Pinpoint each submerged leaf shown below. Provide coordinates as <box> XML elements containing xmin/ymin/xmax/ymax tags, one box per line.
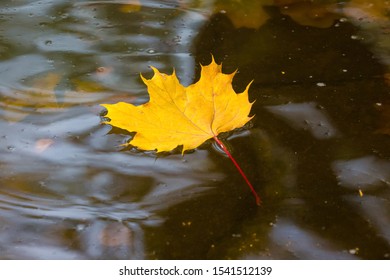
<box><xmin>214</xmin><ymin>0</ymin><xmax>271</xmax><ymax>29</ymax></box>
<box><xmin>275</xmin><ymin>0</ymin><xmax>340</xmax><ymax>28</ymax></box>
<box><xmin>119</xmin><ymin>1</ymin><xmax>142</xmax><ymax>13</ymax></box>
<box><xmin>101</xmin><ymin>58</ymin><xmax>254</xmax><ymax>153</ymax></box>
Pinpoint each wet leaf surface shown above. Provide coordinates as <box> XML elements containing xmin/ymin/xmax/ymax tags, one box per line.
<box><xmin>101</xmin><ymin>58</ymin><xmax>253</xmax><ymax>153</ymax></box>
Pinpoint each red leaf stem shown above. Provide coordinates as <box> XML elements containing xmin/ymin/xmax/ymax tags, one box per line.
<box><xmin>213</xmin><ymin>136</ymin><xmax>261</xmax><ymax>206</ymax></box>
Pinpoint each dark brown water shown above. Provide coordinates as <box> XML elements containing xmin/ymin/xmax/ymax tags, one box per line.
<box><xmin>1</xmin><ymin>0</ymin><xmax>390</xmax><ymax>259</ymax></box>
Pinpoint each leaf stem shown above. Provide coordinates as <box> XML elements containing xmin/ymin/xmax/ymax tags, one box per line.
<box><xmin>213</xmin><ymin>136</ymin><xmax>261</xmax><ymax>206</ymax></box>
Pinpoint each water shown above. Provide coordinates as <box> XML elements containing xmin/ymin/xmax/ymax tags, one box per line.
<box><xmin>1</xmin><ymin>0</ymin><xmax>390</xmax><ymax>259</ymax></box>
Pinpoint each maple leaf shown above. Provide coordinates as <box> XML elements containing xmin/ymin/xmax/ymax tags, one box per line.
<box><xmin>101</xmin><ymin>57</ymin><xmax>260</xmax><ymax>205</ymax></box>
<box><xmin>275</xmin><ymin>0</ymin><xmax>339</xmax><ymax>28</ymax></box>
<box><xmin>214</xmin><ymin>0</ymin><xmax>270</xmax><ymax>29</ymax></box>
<box><xmin>102</xmin><ymin>58</ymin><xmax>253</xmax><ymax>153</ymax></box>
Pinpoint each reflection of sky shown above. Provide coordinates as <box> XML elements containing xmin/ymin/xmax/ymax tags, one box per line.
<box><xmin>346</xmin><ymin>195</ymin><xmax>390</xmax><ymax>247</ymax></box>
<box><xmin>335</xmin><ymin>156</ymin><xmax>390</xmax><ymax>250</ymax></box>
<box><xmin>271</xmin><ymin>219</ymin><xmax>357</xmax><ymax>259</ymax></box>
<box><xmin>0</xmin><ymin>114</ymin><xmax>223</xmax><ymax>218</ymax></box>
<box><xmin>0</xmin><ymin>0</ymin><xmax>208</xmax><ymax>93</ymax></box>
<box><xmin>333</xmin><ymin>156</ymin><xmax>390</xmax><ymax>190</ymax></box>
<box><xmin>0</xmin><ymin>111</ymin><xmax>223</xmax><ymax>258</ymax></box>
<box><xmin>0</xmin><ymin>0</ymin><xmax>217</xmax><ymax>259</ymax></box>
<box><xmin>266</xmin><ymin>102</ymin><xmax>339</xmax><ymax>139</ymax></box>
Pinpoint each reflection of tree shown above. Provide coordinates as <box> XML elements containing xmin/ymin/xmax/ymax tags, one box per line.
<box><xmin>150</xmin><ymin>5</ymin><xmax>390</xmax><ymax>259</ymax></box>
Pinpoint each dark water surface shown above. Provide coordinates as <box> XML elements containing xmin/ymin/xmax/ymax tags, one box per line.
<box><xmin>1</xmin><ymin>0</ymin><xmax>390</xmax><ymax>259</ymax></box>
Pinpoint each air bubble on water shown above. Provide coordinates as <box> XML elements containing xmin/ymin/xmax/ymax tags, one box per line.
<box><xmin>172</xmin><ymin>36</ymin><xmax>181</xmax><ymax>43</ymax></box>
<box><xmin>7</xmin><ymin>146</ymin><xmax>15</xmax><ymax>151</ymax></box>
<box><xmin>349</xmin><ymin>248</ymin><xmax>359</xmax><ymax>255</ymax></box>
<box><xmin>351</xmin><ymin>35</ymin><xmax>359</xmax><ymax>40</ymax></box>
<box><xmin>316</xmin><ymin>82</ymin><xmax>326</xmax><ymax>87</ymax></box>
<box><xmin>146</xmin><ymin>48</ymin><xmax>155</xmax><ymax>54</ymax></box>
<box><xmin>76</xmin><ymin>224</ymin><xmax>86</xmax><ymax>232</ymax></box>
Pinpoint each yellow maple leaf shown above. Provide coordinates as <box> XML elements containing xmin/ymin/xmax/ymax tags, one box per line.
<box><xmin>101</xmin><ymin>57</ymin><xmax>254</xmax><ymax>153</ymax></box>
<box><xmin>101</xmin><ymin>57</ymin><xmax>260</xmax><ymax>205</ymax></box>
